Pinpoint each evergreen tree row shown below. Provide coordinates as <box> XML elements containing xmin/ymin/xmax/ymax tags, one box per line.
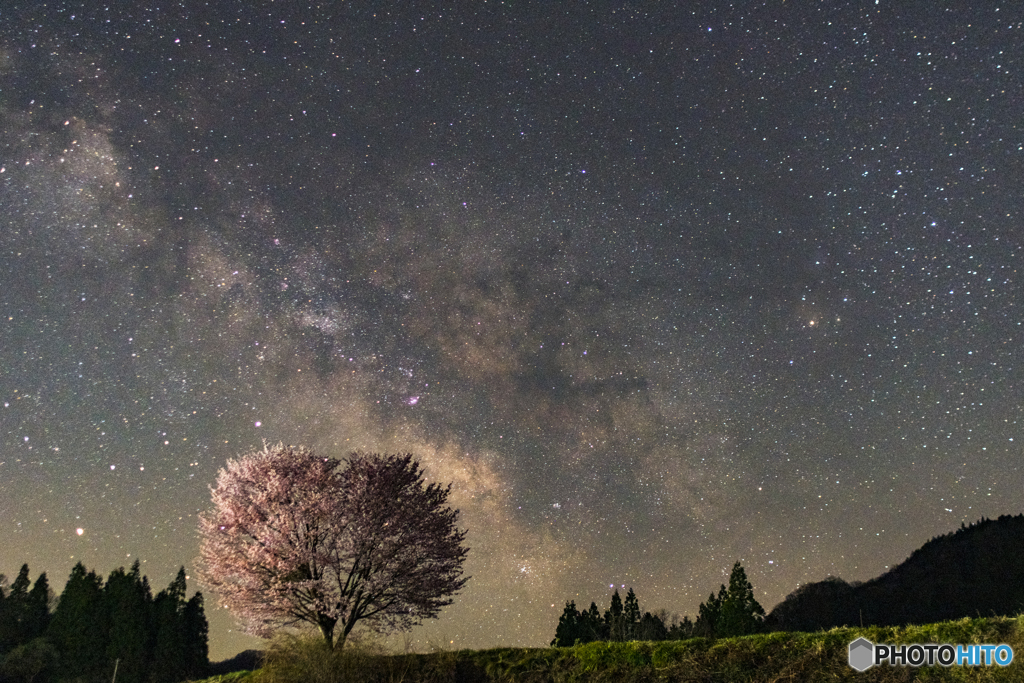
<box><xmin>551</xmin><ymin>561</ymin><xmax>765</xmax><ymax>647</ymax></box>
<box><xmin>0</xmin><ymin>560</ymin><xmax>208</xmax><ymax>683</ymax></box>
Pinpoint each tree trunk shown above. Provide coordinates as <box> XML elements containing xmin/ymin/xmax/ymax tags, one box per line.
<box><xmin>318</xmin><ymin>616</ymin><xmax>337</xmax><ymax>650</ymax></box>
<box><xmin>335</xmin><ymin>613</ymin><xmax>359</xmax><ymax>652</ymax></box>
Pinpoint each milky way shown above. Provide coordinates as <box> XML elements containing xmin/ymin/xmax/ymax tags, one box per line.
<box><xmin>1</xmin><ymin>2</ymin><xmax>1022</xmax><ymax>659</ymax></box>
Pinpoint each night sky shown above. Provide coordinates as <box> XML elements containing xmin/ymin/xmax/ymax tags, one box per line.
<box><xmin>2</xmin><ymin>1</ymin><xmax>1022</xmax><ymax>661</ymax></box>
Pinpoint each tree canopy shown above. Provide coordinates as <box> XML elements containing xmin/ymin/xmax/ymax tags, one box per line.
<box><xmin>694</xmin><ymin>562</ymin><xmax>765</xmax><ymax>638</ymax></box>
<box><xmin>198</xmin><ymin>443</ymin><xmax>470</xmax><ymax>650</ymax></box>
<box><xmin>717</xmin><ymin>561</ymin><xmax>766</xmax><ymax>636</ymax></box>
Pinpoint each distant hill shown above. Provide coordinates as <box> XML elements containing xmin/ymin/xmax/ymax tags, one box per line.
<box><xmin>207</xmin><ymin>649</ymin><xmax>264</xmax><ymax>676</ymax></box>
<box><xmin>766</xmin><ymin>514</ymin><xmax>1024</xmax><ymax>631</ymax></box>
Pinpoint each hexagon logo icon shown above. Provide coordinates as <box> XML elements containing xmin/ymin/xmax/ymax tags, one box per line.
<box><xmin>849</xmin><ymin>637</ymin><xmax>874</xmax><ymax>671</ymax></box>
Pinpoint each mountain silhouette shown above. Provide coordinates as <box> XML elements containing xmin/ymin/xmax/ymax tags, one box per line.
<box><xmin>766</xmin><ymin>514</ymin><xmax>1024</xmax><ymax>631</ymax></box>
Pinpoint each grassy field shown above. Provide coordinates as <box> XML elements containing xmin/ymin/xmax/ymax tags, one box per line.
<box><xmin>193</xmin><ymin>615</ymin><xmax>1024</xmax><ymax>682</ymax></box>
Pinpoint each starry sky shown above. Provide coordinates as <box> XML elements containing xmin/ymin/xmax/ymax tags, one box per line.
<box><xmin>1</xmin><ymin>0</ymin><xmax>1022</xmax><ymax>661</ymax></box>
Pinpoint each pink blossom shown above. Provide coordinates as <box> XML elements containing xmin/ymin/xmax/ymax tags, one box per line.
<box><xmin>197</xmin><ymin>442</ymin><xmax>468</xmax><ymax>650</ymax></box>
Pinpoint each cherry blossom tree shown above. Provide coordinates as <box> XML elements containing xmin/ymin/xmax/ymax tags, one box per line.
<box><xmin>197</xmin><ymin>443</ymin><xmax>469</xmax><ymax>650</ymax></box>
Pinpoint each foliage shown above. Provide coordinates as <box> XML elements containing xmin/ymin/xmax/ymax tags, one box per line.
<box><xmin>668</xmin><ymin>614</ymin><xmax>695</xmax><ymax>640</ymax></box>
<box><xmin>692</xmin><ymin>561</ymin><xmax>765</xmax><ymax>638</ymax></box>
<box><xmin>197</xmin><ymin>673</ymin><xmax>259</xmax><ymax>683</ymax></box>
<box><xmin>151</xmin><ymin>568</ymin><xmax>189</xmax><ymax>683</ymax></box>
<box><xmin>46</xmin><ymin>562</ymin><xmax>109</xmax><ymax>680</ymax></box>
<box><xmin>40</xmin><ymin>560</ymin><xmax>209</xmax><ymax>683</ymax></box>
<box><xmin>581</xmin><ymin>602</ymin><xmax>606</xmax><ymax>642</ymax></box>
<box><xmin>550</xmin><ymin>600</ymin><xmax>582</xmax><ymax>647</ymax></box>
<box><xmin>191</xmin><ymin>615</ymin><xmax>1024</xmax><ymax>683</ymax></box>
<box><xmin>252</xmin><ymin>632</ymin><xmax>412</xmax><ymax>683</ymax></box>
<box><xmin>149</xmin><ymin>566</ymin><xmax>209</xmax><ymax>682</ymax></box>
<box><xmin>718</xmin><ymin>561</ymin><xmax>766</xmax><ymax>637</ymax></box>
<box><xmin>603</xmin><ymin>589</ymin><xmax>625</xmax><ymax>642</ymax></box>
<box><xmin>637</xmin><ymin>610</ymin><xmax>669</xmax><ymax>641</ymax></box>
<box><xmin>25</xmin><ymin>573</ymin><xmax>52</xmax><ymax>645</ymax></box>
<box><xmin>0</xmin><ymin>637</ymin><xmax>58</xmax><ymax>683</ymax></box>
<box><xmin>553</xmin><ymin>563</ymin><xmax>763</xmax><ymax>647</ymax></box>
<box><xmin>695</xmin><ymin>584</ymin><xmax>726</xmax><ymax>638</ymax></box>
<box><xmin>765</xmin><ymin>574</ymin><xmax>859</xmax><ymax>632</ymax></box>
<box><xmin>0</xmin><ymin>565</ymin><xmax>28</xmax><ymax>654</ymax></box>
<box><xmin>104</xmin><ymin>561</ymin><xmax>152</xmax><ymax>683</ymax></box>
<box><xmin>555</xmin><ymin>589</ymin><xmax>679</xmax><ymax>647</ymax></box>
<box><xmin>550</xmin><ymin>599</ymin><xmax>612</xmax><ymax>647</ymax></box>
<box><xmin>0</xmin><ymin>566</ymin><xmax>52</xmax><ymax>658</ymax></box>
<box><xmin>0</xmin><ymin>560</ymin><xmax>207</xmax><ymax>682</ymax></box>
<box><xmin>183</xmin><ymin>591</ymin><xmax>212</xmax><ymax>677</ymax></box>
<box><xmin>198</xmin><ymin>443</ymin><xmax>469</xmax><ymax>651</ymax></box>
<box><xmin>0</xmin><ymin>565</ymin><xmax>52</xmax><ymax>667</ymax></box>
<box><xmin>623</xmin><ymin>588</ymin><xmax>641</xmax><ymax>637</ymax></box>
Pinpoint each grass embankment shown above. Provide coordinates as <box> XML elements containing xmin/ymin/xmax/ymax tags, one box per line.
<box><xmin>193</xmin><ymin>615</ymin><xmax>1024</xmax><ymax>682</ymax></box>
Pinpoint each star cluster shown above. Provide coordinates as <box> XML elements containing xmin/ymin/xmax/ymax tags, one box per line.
<box><xmin>1</xmin><ymin>1</ymin><xmax>1022</xmax><ymax>659</ymax></box>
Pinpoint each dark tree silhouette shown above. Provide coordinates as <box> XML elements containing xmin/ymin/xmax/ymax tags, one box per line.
<box><xmin>603</xmin><ymin>589</ymin><xmax>625</xmax><ymax>641</ymax></box>
<box><xmin>151</xmin><ymin>567</ymin><xmax>188</xmax><ymax>683</ymax></box>
<box><xmin>198</xmin><ymin>443</ymin><xmax>470</xmax><ymax>650</ymax></box>
<box><xmin>24</xmin><ymin>573</ymin><xmax>51</xmax><ymax>643</ymax></box>
<box><xmin>638</xmin><ymin>611</ymin><xmax>669</xmax><ymax>641</ymax></box>
<box><xmin>0</xmin><ymin>637</ymin><xmax>58</xmax><ymax>683</ymax></box>
<box><xmin>582</xmin><ymin>602</ymin><xmax>606</xmax><ymax>642</ymax></box>
<box><xmin>0</xmin><ymin>567</ymin><xmax>52</xmax><ymax>658</ymax></box>
<box><xmin>47</xmin><ymin>563</ymin><xmax>109</xmax><ymax>681</ymax></box>
<box><xmin>668</xmin><ymin>615</ymin><xmax>695</xmax><ymax>640</ymax></box>
<box><xmin>144</xmin><ymin>566</ymin><xmax>209</xmax><ymax>681</ymax></box>
<box><xmin>764</xmin><ymin>576</ymin><xmax>858</xmax><ymax>632</ymax></box>
<box><xmin>0</xmin><ymin>565</ymin><xmax>31</xmax><ymax>654</ymax></box>
<box><xmin>3</xmin><ymin>560</ymin><xmax>211</xmax><ymax>682</ymax></box>
<box><xmin>623</xmin><ymin>588</ymin><xmax>641</xmax><ymax>639</ymax></box>
<box><xmin>695</xmin><ymin>585</ymin><xmax>726</xmax><ymax>637</ymax></box>
<box><xmin>182</xmin><ymin>591</ymin><xmax>210</xmax><ymax>679</ymax></box>
<box><xmin>717</xmin><ymin>561</ymin><xmax>765</xmax><ymax>636</ymax></box>
<box><xmin>104</xmin><ymin>561</ymin><xmax>152</xmax><ymax>683</ymax></box>
<box><xmin>551</xmin><ymin>600</ymin><xmax>582</xmax><ymax>646</ymax></box>
<box><xmin>551</xmin><ymin>587</ymin><xmax>685</xmax><ymax>645</ymax></box>
<box><xmin>551</xmin><ymin>588</ymin><xmax>677</xmax><ymax>646</ymax></box>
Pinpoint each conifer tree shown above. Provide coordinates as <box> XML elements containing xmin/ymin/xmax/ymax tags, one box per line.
<box><xmin>604</xmin><ymin>589</ymin><xmax>625</xmax><ymax>641</ymax></box>
<box><xmin>104</xmin><ymin>561</ymin><xmax>152</xmax><ymax>683</ymax></box>
<box><xmin>718</xmin><ymin>561</ymin><xmax>765</xmax><ymax>637</ymax></box>
<box><xmin>695</xmin><ymin>584</ymin><xmax>726</xmax><ymax>638</ymax></box>
<box><xmin>24</xmin><ymin>573</ymin><xmax>51</xmax><ymax>643</ymax></box>
<box><xmin>47</xmin><ymin>563</ymin><xmax>109</xmax><ymax>680</ymax></box>
<box><xmin>582</xmin><ymin>602</ymin><xmax>605</xmax><ymax>642</ymax></box>
<box><xmin>8</xmin><ymin>566</ymin><xmax>30</xmax><ymax>600</ymax></box>
<box><xmin>0</xmin><ymin>565</ymin><xmax>31</xmax><ymax>654</ymax></box>
<box><xmin>182</xmin><ymin>591</ymin><xmax>210</xmax><ymax>679</ymax></box>
<box><xmin>623</xmin><ymin>588</ymin><xmax>641</xmax><ymax>640</ymax></box>
<box><xmin>0</xmin><ymin>566</ymin><xmax>49</xmax><ymax>654</ymax></box>
<box><xmin>551</xmin><ymin>600</ymin><xmax>582</xmax><ymax>646</ymax></box>
<box><xmin>150</xmin><ymin>568</ymin><xmax>188</xmax><ymax>683</ymax></box>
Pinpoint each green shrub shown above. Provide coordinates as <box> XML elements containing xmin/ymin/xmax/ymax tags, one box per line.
<box><xmin>251</xmin><ymin>631</ymin><xmax>410</xmax><ymax>683</ymax></box>
<box><xmin>190</xmin><ymin>615</ymin><xmax>1024</xmax><ymax>683</ymax></box>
